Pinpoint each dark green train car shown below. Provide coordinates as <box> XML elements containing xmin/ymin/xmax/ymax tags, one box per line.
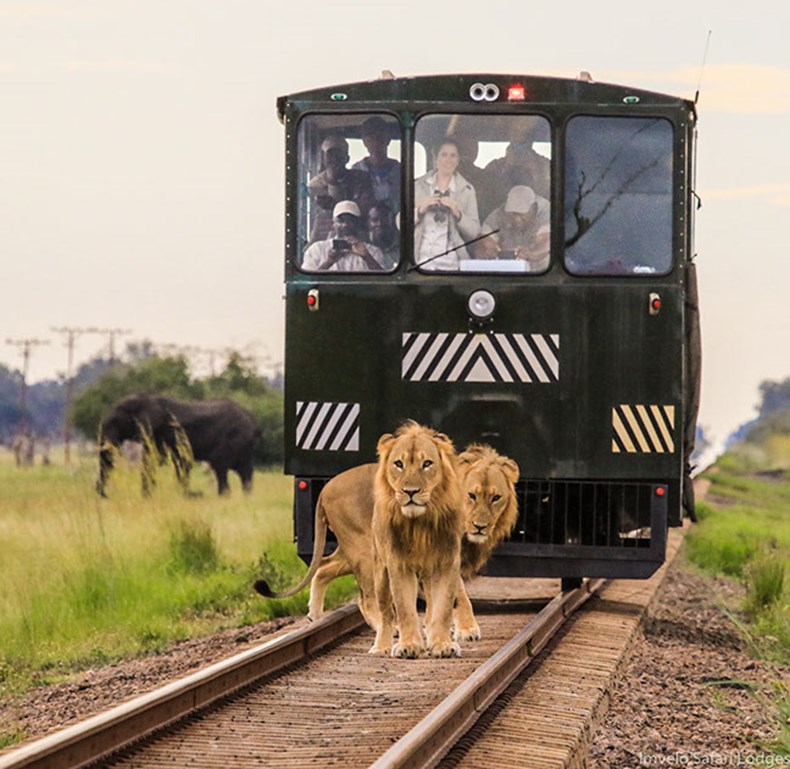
<box><xmin>279</xmin><ymin>73</ymin><xmax>701</xmax><ymax>580</ymax></box>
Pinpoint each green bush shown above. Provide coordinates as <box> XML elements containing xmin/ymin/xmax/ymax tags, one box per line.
<box><xmin>745</xmin><ymin>557</ymin><xmax>785</xmax><ymax>617</ymax></box>
<box><xmin>169</xmin><ymin>519</ymin><xmax>220</xmax><ymax>574</ymax></box>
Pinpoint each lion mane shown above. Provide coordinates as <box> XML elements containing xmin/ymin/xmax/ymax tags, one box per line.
<box><xmin>369</xmin><ymin>421</ymin><xmax>464</xmax><ymax>658</ymax></box>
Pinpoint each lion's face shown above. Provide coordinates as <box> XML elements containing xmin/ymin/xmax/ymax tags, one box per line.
<box><xmin>461</xmin><ymin>462</ymin><xmax>512</xmax><ymax>543</ymax></box>
<box><xmin>458</xmin><ymin>447</ymin><xmax>520</xmax><ymax>545</ymax></box>
<box><xmin>378</xmin><ymin>426</ymin><xmax>455</xmax><ymax>518</ymax></box>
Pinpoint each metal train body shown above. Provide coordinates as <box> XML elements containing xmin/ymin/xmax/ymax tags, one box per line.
<box><xmin>279</xmin><ymin>73</ymin><xmax>701</xmax><ymax>580</ymax></box>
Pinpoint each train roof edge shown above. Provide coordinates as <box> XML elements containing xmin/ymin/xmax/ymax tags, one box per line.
<box><xmin>276</xmin><ymin>72</ymin><xmax>697</xmax><ymax>122</ymax></box>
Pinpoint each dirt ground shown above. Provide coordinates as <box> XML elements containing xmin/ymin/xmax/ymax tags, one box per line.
<box><xmin>589</xmin><ymin>558</ymin><xmax>789</xmax><ymax>767</ymax></box>
<box><xmin>1</xmin><ymin>558</ymin><xmax>788</xmax><ymax>765</ymax></box>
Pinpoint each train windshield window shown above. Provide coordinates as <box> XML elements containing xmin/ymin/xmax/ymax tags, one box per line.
<box><xmin>413</xmin><ymin>114</ymin><xmax>551</xmax><ymax>273</ymax></box>
<box><xmin>297</xmin><ymin>113</ymin><xmax>401</xmax><ymax>273</ymax></box>
<box><xmin>564</xmin><ymin>116</ymin><xmax>673</xmax><ymax>276</ymax></box>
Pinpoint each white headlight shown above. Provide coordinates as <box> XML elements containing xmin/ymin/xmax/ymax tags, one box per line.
<box><xmin>467</xmin><ymin>289</ymin><xmax>496</xmax><ymax>319</ymax></box>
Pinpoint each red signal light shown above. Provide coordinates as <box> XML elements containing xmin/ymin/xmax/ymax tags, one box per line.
<box><xmin>655</xmin><ymin>486</ymin><xmax>666</xmax><ymax>497</ymax></box>
<box><xmin>648</xmin><ymin>291</ymin><xmax>661</xmax><ymax>316</ymax></box>
<box><xmin>508</xmin><ymin>84</ymin><xmax>526</xmax><ymax>101</ymax></box>
<box><xmin>298</xmin><ymin>480</ymin><xmax>308</xmax><ymax>490</ymax></box>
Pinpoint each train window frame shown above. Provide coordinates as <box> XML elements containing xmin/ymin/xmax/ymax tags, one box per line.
<box><xmin>295</xmin><ymin>112</ymin><xmax>403</xmax><ymax>275</ymax></box>
<box><xmin>562</xmin><ymin>114</ymin><xmax>675</xmax><ymax>278</ymax></box>
<box><xmin>412</xmin><ymin>112</ymin><xmax>553</xmax><ymax>275</ymax></box>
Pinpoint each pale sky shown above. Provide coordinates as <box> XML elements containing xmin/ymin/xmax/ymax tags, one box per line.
<box><xmin>1</xmin><ymin>0</ymin><xmax>789</xmax><ymax>450</ymax></box>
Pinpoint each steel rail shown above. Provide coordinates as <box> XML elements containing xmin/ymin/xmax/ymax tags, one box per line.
<box><xmin>368</xmin><ymin>577</ymin><xmax>607</xmax><ymax>769</ymax></box>
<box><xmin>0</xmin><ymin>604</ymin><xmax>365</xmax><ymax>769</ymax></box>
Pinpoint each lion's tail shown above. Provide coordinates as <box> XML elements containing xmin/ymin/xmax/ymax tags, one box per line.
<box><xmin>253</xmin><ymin>494</ymin><xmax>328</xmax><ymax>599</ymax></box>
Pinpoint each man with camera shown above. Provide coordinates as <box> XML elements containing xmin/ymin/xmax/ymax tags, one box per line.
<box><xmin>307</xmin><ymin>135</ymin><xmax>374</xmax><ymax>244</ymax></box>
<box><xmin>301</xmin><ymin>201</ymin><xmax>386</xmax><ymax>272</ymax></box>
<box><xmin>474</xmin><ymin>185</ymin><xmax>551</xmax><ymax>272</ymax></box>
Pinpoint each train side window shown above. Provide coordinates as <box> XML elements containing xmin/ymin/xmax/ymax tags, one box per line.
<box><xmin>413</xmin><ymin>114</ymin><xmax>551</xmax><ymax>273</ymax></box>
<box><xmin>564</xmin><ymin>116</ymin><xmax>673</xmax><ymax>276</ymax></box>
<box><xmin>296</xmin><ymin>114</ymin><xmax>401</xmax><ymax>273</ymax></box>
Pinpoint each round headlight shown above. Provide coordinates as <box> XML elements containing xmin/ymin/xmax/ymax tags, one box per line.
<box><xmin>467</xmin><ymin>289</ymin><xmax>496</xmax><ymax>319</ymax></box>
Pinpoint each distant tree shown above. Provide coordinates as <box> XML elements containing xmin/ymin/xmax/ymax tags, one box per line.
<box><xmin>745</xmin><ymin>410</ymin><xmax>790</xmax><ymax>444</ymax></box>
<box><xmin>71</xmin><ymin>355</ymin><xmax>202</xmax><ymax>440</ymax></box>
<box><xmin>0</xmin><ymin>364</ymin><xmax>23</xmax><ymax>442</ymax></box>
<box><xmin>757</xmin><ymin>377</ymin><xmax>790</xmax><ymax>418</ymax></box>
<box><xmin>203</xmin><ymin>352</ymin><xmax>283</xmax><ymax>466</ymax></box>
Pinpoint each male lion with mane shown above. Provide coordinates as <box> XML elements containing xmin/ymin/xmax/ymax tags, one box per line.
<box><xmin>254</xmin><ymin>435</ymin><xmax>520</xmax><ymax>646</ymax></box>
<box><xmin>369</xmin><ymin>422</ymin><xmax>463</xmax><ymax>658</ymax></box>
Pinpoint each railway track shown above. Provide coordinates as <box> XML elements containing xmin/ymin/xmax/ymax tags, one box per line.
<box><xmin>0</xmin><ymin>579</ymin><xmax>604</xmax><ymax>769</ymax></box>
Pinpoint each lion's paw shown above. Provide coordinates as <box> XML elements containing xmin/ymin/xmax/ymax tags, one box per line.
<box><xmin>391</xmin><ymin>641</ymin><xmax>422</xmax><ymax>659</ymax></box>
<box><xmin>428</xmin><ymin>640</ymin><xmax>461</xmax><ymax>658</ymax></box>
<box><xmin>454</xmin><ymin>624</ymin><xmax>481</xmax><ymax>642</ymax></box>
<box><xmin>368</xmin><ymin>643</ymin><xmax>392</xmax><ymax>656</ymax></box>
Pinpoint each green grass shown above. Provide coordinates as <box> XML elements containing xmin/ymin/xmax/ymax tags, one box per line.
<box><xmin>688</xmin><ymin>442</ymin><xmax>790</xmax><ymax>665</ymax></box>
<box><xmin>0</xmin><ymin>447</ymin><xmax>358</xmax><ymax>706</ymax></box>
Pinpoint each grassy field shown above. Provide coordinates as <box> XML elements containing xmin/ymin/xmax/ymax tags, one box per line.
<box><xmin>687</xmin><ymin>435</ymin><xmax>790</xmax><ymax>666</ymax></box>
<box><xmin>0</xmin><ymin>447</ymin><xmax>356</xmax><ymax>702</ymax></box>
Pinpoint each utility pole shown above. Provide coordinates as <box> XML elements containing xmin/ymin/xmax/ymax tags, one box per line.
<box><xmin>5</xmin><ymin>337</ymin><xmax>50</xmax><ymax>433</ymax></box>
<box><xmin>51</xmin><ymin>326</ymin><xmax>101</xmax><ymax>465</ymax></box>
<box><xmin>92</xmin><ymin>327</ymin><xmax>131</xmax><ymax>363</ymax></box>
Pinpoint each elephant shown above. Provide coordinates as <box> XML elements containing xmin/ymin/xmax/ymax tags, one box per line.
<box><xmin>96</xmin><ymin>393</ymin><xmax>260</xmax><ymax>497</ymax></box>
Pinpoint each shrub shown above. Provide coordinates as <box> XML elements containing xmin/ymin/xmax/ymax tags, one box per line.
<box><xmin>169</xmin><ymin>519</ymin><xmax>220</xmax><ymax>574</ymax></box>
<box><xmin>745</xmin><ymin>557</ymin><xmax>785</xmax><ymax>617</ymax></box>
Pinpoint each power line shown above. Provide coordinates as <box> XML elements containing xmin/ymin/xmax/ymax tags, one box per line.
<box><xmin>92</xmin><ymin>327</ymin><xmax>132</xmax><ymax>362</ymax></box>
<box><xmin>4</xmin><ymin>337</ymin><xmax>50</xmax><ymax>433</ymax></box>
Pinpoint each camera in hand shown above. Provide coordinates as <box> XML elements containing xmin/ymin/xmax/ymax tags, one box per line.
<box><xmin>332</xmin><ymin>238</ymin><xmax>351</xmax><ymax>252</ymax></box>
<box><xmin>431</xmin><ymin>189</ymin><xmax>451</xmax><ymax>223</ymax></box>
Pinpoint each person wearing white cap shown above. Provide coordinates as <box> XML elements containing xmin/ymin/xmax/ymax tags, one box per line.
<box><xmin>307</xmin><ymin>135</ymin><xmax>374</xmax><ymax>244</ymax></box>
<box><xmin>301</xmin><ymin>200</ymin><xmax>386</xmax><ymax>272</ymax></box>
<box><xmin>475</xmin><ymin>185</ymin><xmax>551</xmax><ymax>271</ymax></box>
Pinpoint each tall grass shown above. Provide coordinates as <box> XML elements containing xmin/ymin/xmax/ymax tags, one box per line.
<box><xmin>0</xmin><ymin>447</ymin><xmax>357</xmax><ymax>703</ymax></box>
<box><xmin>688</xmin><ymin>448</ymin><xmax>790</xmax><ymax>665</ymax></box>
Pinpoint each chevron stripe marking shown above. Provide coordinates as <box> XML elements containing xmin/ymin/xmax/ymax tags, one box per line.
<box><xmin>402</xmin><ymin>332</ymin><xmax>559</xmax><ymax>383</ymax></box>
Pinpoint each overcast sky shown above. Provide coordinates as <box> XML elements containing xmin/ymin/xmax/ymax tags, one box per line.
<box><xmin>1</xmin><ymin>0</ymin><xmax>789</xmax><ymax>449</ymax></box>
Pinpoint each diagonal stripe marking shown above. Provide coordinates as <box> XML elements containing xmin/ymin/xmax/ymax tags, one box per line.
<box><xmin>412</xmin><ymin>334</ymin><xmax>448</xmax><ymax>381</ymax></box>
<box><xmin>402</xmin><ymin>333</ymin><xmax>431</xmax><ymax>378</ymax></box>
<box><xmin>330</xmin><ymin>403</ymin><xmax>360</xmax><ymax>451</ymax></box>
<box><xmin>295</xmin><ymin>401</ymin><xmax>317</xmax><ymax>446</ymax></box>
<box><xmin>636</xmin><ymin>404</ymin><xmax>663</xmax><ymax>451</ymax></box>
<box><xmin>652</xmin><ymin>405</ymin><xmax>675</xmax><ymax>452</ymax></box>
<box><xmin>622</xmin><ymin>405</ymin><xmax>651</xmax><ymax>452</ymax></box>
<box><xmin>428</xmin><ymin>334</ymin><xmax>466</xmax><ymax>382</ymax></box>
<box><xmin>612</xmin><ymin>408</ymin><xmax>637</xmax><ymax>453</ymax></box>
<box><xmin>303</xmin><ymin>402</ymin><xmax>332</xmax><ymax>450</ymax></box>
